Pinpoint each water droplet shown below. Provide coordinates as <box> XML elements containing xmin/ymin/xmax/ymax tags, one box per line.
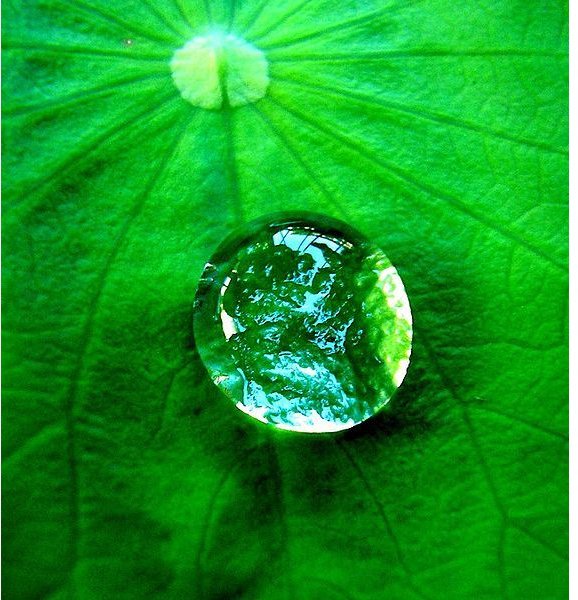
<box><xmin>170</xmin><ymin>32</ymin><xmax>269</xmax><ymax>110</ymax></box>
<box><xmin>194</xmin><ymin>213</ymin><xmax>413</xmax><ymax>433</ymax></box>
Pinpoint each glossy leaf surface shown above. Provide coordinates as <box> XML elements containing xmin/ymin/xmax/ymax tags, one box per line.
<box><xmin>2</xmin><ymin>0</ymin><xmax>568</xmax><ymax>598</ymax></box>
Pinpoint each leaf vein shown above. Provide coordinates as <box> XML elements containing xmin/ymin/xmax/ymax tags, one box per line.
<box><xmin>267</xmin><ymin>92</ymin><xmax>566</xmax><ymax>272</ymax></box>
<box><xmin>3</xmin><ymin>72</ymin><xmax>168</xmax><ymax>118</ymax></box>
<box><xmin>258</xmin><ymin>2</ymin><xmax>420</xmax><ymax>50</ymax></box>
<box><xmin>3</xmin><ymin>41</ymin><xmax>167</xmax><ymax>62</ymax></box>
<box><xmin>248</xmin><ymin>0</ymin><xmax>311</xmax><ymax>41</ymax></box>
<box><xmin>221</xmin><ymin>106</ymin><xmax>244</xmax><ymax>224</ymax></box>
<box><xmin>274</xmin><ymin>75</ymin><xmax>567</xmax><ymax>156</ymax></box>
<box><xmin>241</xmin><ymin>0</ymin><xmax>273</xmax><ymax>36</ymax></box>
<box><xmin>196</xmin><ymin>459</ymin><xmax>240</xmax><ymax>599</ymax></box>
<box><xmin>269</xmin><ymin>48</ymin><xmax>567</xmax><ymax>62</ymax></box>
<box><xmin>419</xmin><ymin>330</ymin><xmax>508</xmax><ymax>595</ymax></box>
<box><xmin>470</xmin><ymin>404</ymin><xmax>568</xmax><ymax>442</ymax></box>
<box><xmin>512</xmin><ymin>521</ymin><xmax>568</xmax><ymax>560</ymax></box>
<box><xmin>336</xmin><ymin>440</ymin><xmax>429</xmax><ymax>600</ymax></box>
<box><xmin>64</xmin><ymin>0</ymin><xmax>175</xmax><ymax>44</ymax></box>
<box><xmin>60</xmin><ymin>111</ymin><xmax>191</xmax><ymax>578</ymax></box>
<box><xmin>250</xmin><ymin>101</ymin><xmax>352</xmax><ymax>220</ymax></box>
<box><xmin>6</xmin><ymin>92</ymin><xmax>179</xmax><ymax>219</ymax></box>
<box><xmin>140</xmin><ymin>0</ymin><xmax>188</xmax><ymax>39</ymax></box>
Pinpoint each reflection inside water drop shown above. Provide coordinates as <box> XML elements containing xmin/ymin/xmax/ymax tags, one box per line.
<box><xmin>194</xmin><ymin>213</ymin><xmax>413</xmax><ymax>433</ymax></box>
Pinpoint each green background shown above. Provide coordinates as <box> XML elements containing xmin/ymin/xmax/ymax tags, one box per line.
<box><xmin>2</xmin><ymin>0</ymin><xmax>568</xmax><ymax>598</ymax></box>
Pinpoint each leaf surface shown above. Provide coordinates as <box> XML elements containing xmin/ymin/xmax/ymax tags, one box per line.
<box><xmin>2</xmin><ymin>0</ymin><xmax>568</xmax><ymax>598</ymax></box>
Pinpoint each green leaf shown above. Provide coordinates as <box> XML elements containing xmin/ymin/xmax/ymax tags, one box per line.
<box><xmin>2</xmin><ymin>0</ymin><xmax>568</xmax><ymax>598</ymax></box>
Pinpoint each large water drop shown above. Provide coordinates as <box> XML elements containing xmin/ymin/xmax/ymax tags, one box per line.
<box><xmin>194</xmin><ymin>213</ymin><xmax>412</xmax><ymax>433</ymax></box>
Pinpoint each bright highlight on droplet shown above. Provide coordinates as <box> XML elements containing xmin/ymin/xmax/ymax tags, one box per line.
<box><xmin>194</xmin><ymin>213</ymin><xmax>413</xmax><ymax>433</ymax></box>
<box><xmin>170</xmin><ymin>32</ymin><xmax>269</xmax><ymax>109</ymax></box>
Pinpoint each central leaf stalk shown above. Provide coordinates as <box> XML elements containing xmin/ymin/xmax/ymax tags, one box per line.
<box><xmin>170</xmin><ymin>32</ymin><xmax>270</xmax><ymax>110</ymax></box>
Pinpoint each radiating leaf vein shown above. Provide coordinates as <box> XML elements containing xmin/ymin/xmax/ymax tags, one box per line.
<box><xmin>265</xmin><ymin>92</ymin><xmax>566</xmax><ymax>271</ymax></box>
<box><xmin>6</xmin><ymin>92</ymin><xmax>179</xmax><ymax>218</ymax></box>
<box><xmin>65</xmin><ymin>0</ymin><xmax>176</xmax><ymax>44</ymax></box>
<box><xmin>337</xmin><ymin>439</ymin><xmax>430</xmax><ymax>600</ymax></box>
<box><xmin>273</xmin><ymin>74</ymin><xmax>567</xmax><ymax>156</ymax></box>
<box><xmin>59</xmin><ymin>111</ymin><xmax>192</xmax><ymax>576</ymax></box>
